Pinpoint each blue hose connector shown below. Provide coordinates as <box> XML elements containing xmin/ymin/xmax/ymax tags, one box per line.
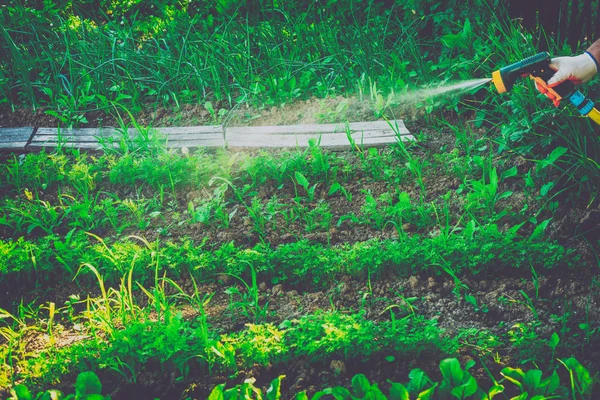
<box><xmin>568</xmin><ymin>90</ymin><xmax>595</xmax><ymax>116</ymax></box>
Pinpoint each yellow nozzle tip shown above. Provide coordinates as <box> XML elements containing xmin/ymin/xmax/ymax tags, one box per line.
<box><xmin>492</xmin><ymin>70</ymin><xmax>506</xmax><ymax>93</ymax></box>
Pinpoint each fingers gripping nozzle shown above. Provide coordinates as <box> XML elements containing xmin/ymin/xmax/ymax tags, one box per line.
<box><xmin>491</xmin><ymin>52</ymin><xmax>576</xmax><ymax>101</ymax></box>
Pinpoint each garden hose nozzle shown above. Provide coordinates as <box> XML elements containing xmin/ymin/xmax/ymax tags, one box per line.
<box><xmin>492</xmin><ymin>52</ymin><xmax>600</xmax><ymax>126</ymax></box>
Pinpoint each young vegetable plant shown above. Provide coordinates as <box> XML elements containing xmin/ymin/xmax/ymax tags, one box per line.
<box><xmin>223</xmin><ymin>262</ymin><xmax>269</xmax><ymax>324</ymax></box>
<box><xmin>294</xmin><ymin>171</ymin><xmax>317</xmax><ymax>202</ymax></box>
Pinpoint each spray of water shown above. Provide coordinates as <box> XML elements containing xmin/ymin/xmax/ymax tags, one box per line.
<box><xmin>394</xmin><ymin>78</ymin><xmax>491</xmax><ymax>105</ymax></box>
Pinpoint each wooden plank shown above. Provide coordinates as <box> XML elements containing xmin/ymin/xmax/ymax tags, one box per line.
<box><xmin>227</xmin><ymin>134</ymin><xmax>411</xmax><ymax>146</ymax></box>
<box><xmin>154</xmin><ymin>126</ymin><xmax>224</xmax><ymax>135</ymax></box>
<box><xmin>0</xmin><ymin>142</ymin><xmax>29</xmax><ymax>149</ymax></box>
<box><xmin>227</xmin><ymin>133</ymin><xmax>413</xmax><ymax>149</ymax></box>
<box><xmin>0</xmin><ymin>135</ymin><xmax>33</xmax><ymax>143</ymax></box>
<box><xmin>33</xmin><ymin>133</ymin><xmax>224</xmax><ymax>143</ymax></box>
<box><xmin>226</xmin><ymin>119</ymin><xmax>411</xmax><ymax>149</ymax></box>
<box><xmin>164</xmin><ymin>138</ymin><xmax>226</xmax><ymax>148</ymax></box>
<box><xmin>0</xmin><ymin>127</ymin><xmax>34</xmax><ymax>143</ymax></box>
<box><xmin>225</xmin><ymin>120</ymin><xmax>410</xmax><ymax>137</ymax></box>
<box><xmin>3</xmin><ymin>120</ymin><xmax>409</xmax><ymax>150</ymax></box>
<box><xmin>0</xmin><ymin>127</ymin><xmax>34</xmax><ymax>136</ymax></box>
<box><xmin>35</xmin><ymin>127</ymin><xmax>121</xmax><ymax>137</ymax></box>
<box><xmin>28</xmin><ymin>142</ymin><xmax>111</xmax><ymax>150</ymax></box>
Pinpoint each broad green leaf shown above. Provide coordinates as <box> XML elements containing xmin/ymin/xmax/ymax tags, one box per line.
<box><xmin>208</xmin><ymin>384</ymin><xmax>226</xmax><ymax>400</ymax></box>
<box><xmin>407</xmin><ymin>368</ymin><xmax>429</xmax><ymax>393</ymax></box>
<box><xmin>9</xmin><ymin>385</ymin><xmax>33</xmax><ymax>400</ymax></box>
<box><xmin>522</xmin><ymin>370</ymin><xmax>542</xmax><ymax>395</ymax></box>
<box><xmin>500</xmin><ymin>367</ymin><xmax>525</xmax><ymax>390</ymax></box>
<box><xmin>295</xmin><ymin>393</ymin><xmax>309</xmax><ymax>400</ymax></box>
<box><xmin>488</xmin><ymin>384</ymin><xmax>504</xmax><ymax>398</ymax></box>
<box><xmin>497</xmin><ymin>190</ymin><xmax>513</xmax><ymax>200</ymax></box>
<box><xmin>389</xmin><ymin>382</ymin><xmax>410</xmax><ymax>400</ymax></box>
<box><xmin>38</xmin><ymin>390</ymin><xmax>63</xmax><ymax>400</ymax></box>
<box><xmin>328</xmin><ymin>182</ymin><xmax>341</xmax><ymax>196</ymax></box>
<box><xmin>541</xmin><ymin>371</ymin><xmax>560</xmax><ymax>395</ymax></box>
<box><xmin>331</xmin><ymin>386</ymin><xmax>352</xmax><ymax>400</ymax></box>
<box><xmin>530</xmin><ymin>219</ymin><xmax>551</xmax><ymax>241</ymax></box>
<box><xmin>417</xmin><ymin>382</ymin><xmax>438</xmax><ymax>400</ymax></box>
<box><xmin>539</xmin><ymin>182</ymin><xmax>554</xmax><ymax>197</ymax></box>
<box><xmin>560</xmin><ymin>357</ymin><xmax>593</xmax><ymax>397</ymax></box>
<box><xmin>440</xmin><ymin>358</ymin><xmax>464</xmax><ymax>386</ymax></box>
<box><xmin>398</xmin><ymin>191</ymin><xmax>411</xmax><ymax>206</ymax></box>
<box><xmin>295</xmin><ymin>171</ymin><xmax>309</xmax><ymax>190</ymax></box>
<box><xmin>540</xmin><ymin>146</ymin><xmax>568</xmax><ymax>169</ymax></box>
<box><xmin>266</xmin><ymin>375</ymin><xmax>285</xmax><ymax>400</ymax></box>
<box><xmin>549</xmin><ymin>332</ymin><xmax>560</xmax><ymax>350</ymax></box>
<box><xmin>75</xmin><ymin>371</ymin><xmax>102</xmax><ymax>397</ymax></box>
<box><xmin>364</xmin><ymin>384</ymin><xmax>386</xmax><ymax>400</ymax></box>
<box><xmin>451</xmin><ymin>374</ymin><xmax>478</xmax><ymax>398</ymax></box>
<box><xmin>490</xmin><ymin>167</ymin><xmax>499</xmax><ymax>188</ymax></box>
<box><xmin>465</xmin><ymin>360</ymin><xmax>476</xmax><ymax>371</ymax></box>
<box><xmin>500</xmin><ymin>166</ymin><xmax>518</xmax><ymax>181</ymax></box>
<box><xmin>351</xmin><ymin>374</ymin><xmax>371</xmax><ymax>397</ymax></box>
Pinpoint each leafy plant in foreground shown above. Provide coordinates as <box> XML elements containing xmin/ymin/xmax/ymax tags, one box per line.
<box><xmin>206</xmin><ymin>357</ymin><xmax>595</xmax><ymax>399</ymax></box>
<box><xmin>9</xmin><ymin>371</ymin><xmax>107</xmax><ymax>400</ymax></box>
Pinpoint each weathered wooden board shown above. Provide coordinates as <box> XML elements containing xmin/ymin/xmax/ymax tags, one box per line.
<box><xmin>0</xmin><ymin>127</ymin><xmax>33</xmax><ymax>150</ymax></box>
<box><xmin>28</xmin><ymin>126</ymin><xmax>226</xmax><ymax>149</ymax></box>
<box><xmin>226</xmin><ymin>119</ymin><xmax>412</xmax><ymax>149</ymax></box>
<box><xmin>0</xmin><ymin>121</ymin><xmax>410</xmax><ymax>150</ymax></box>
<box><xmin>155</xmin><ymin>126</ymin><xmax>224</xmax><ymax>135</ymax></box>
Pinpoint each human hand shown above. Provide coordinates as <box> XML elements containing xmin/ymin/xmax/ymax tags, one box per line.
<box><xmin>547</xmin><ymin>53</ymin><xmax>598</xmax><ymax>86</ymax></box>
<box><xmin>535</xmin><ymin>53</ymin><xmax>598</xmax><ymax>106</ymax></box>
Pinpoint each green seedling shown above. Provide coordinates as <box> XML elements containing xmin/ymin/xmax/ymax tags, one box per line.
<box><xmin>223</xmin><ymin>262</ymin><xmax>268</xmax><ymax>324</ymax></box>
<box><xmin>294</xmin><ymin>171</ymin><xmax>317</xmax><ymax>202</ymax></box>
<box><xmin>328</xmin><ymin>182</ymin><xmax>352</xmax><ymax>202</ymax></box>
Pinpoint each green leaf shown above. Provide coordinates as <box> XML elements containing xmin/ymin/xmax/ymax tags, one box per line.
<box><xmin>465</xmin><ymin>360</ymin><xmax>476</xmax><ymax>371</ymax></box>
<box><xmin>549</xmin><ymin>332</ymin><xmax>560</xmax><ymax>350</ymax></box>
<box><xmin>417</xmin><ymin>383</ymin><xmax>438</xmax><ymax>400</ymax></box>
<box><xmin>266</xmin><ymin>376</ymin><xmax>285</xmax><ymax>400</ymax></box>
<box><xmin>364</xmin><ymin>384</ymin><xmax>387</xmax><ymax>400</ymax></box>
<box><xmin>560</xmin><ymin>357</ymin><xmax>593</xmax><ymax>397</ymax></box>
<box><xmin>389</xmin><ymin>382</ymin><xmax>410</xmax><ymax>400</ymax></box>
<box><xmin>530</xmin><ymin>219</ymin><xmax>551</xmax><ymax>241</ymax></box>
<box><xmin>500</xmin><ymin>367</ymin><xmax>525</xmax><ymax>390</ymax></box>
<box><xmin>451</xmin><ymin>375</ymin><xmax>478</xmax><ymax>398</ymax></box>
<box><xmin>295</xmin><ymin>171</ymin><xmax>309</xmax><ymax>190</ymax></box>
<box><xmin>331</xmin><ymin>386</ymin><xmax>352</xmax><ymax>400</ymax></box>
<box><xmin>75</xmin><ymin>371</ymin><xmax>102</xmax><ymax>397</ymax></box>
<box><xmin>542</xmin><ymin>371</ymin><xmax>560</xmax><ymax>395</ymax></box>
<box><xmin>440</xmin><ymin>358</ymin><xmax>464</xmax><ymax>386</ymax></box>
<box><xmin>351</xmin><ymin>374</ymin><xmax>371</xmax><ymax>397</ymax></box>
<box><xmin>205</xmin><ymin>101</ymin><xmax>215</xmax><ymax>114</ymax></box>
<box><xmin>539</xmin><ymin>182</ymin><xmax>555</xmax><ymax>197</ymax></box>
<box><xmin>9</xmin><ymin>385</ymin><xmax>33</xmax><ymax>400</ymax></box>
<box><xmin>407</xmin><ymin>368</ymin><xmax>430</xmax><ymax>394</ymax></box>
<box><xmin>208</xmin><ymin>384</ymin><xmax>226</xmax><ymax>400</ymax></box>
<box><xmin>295</xmin><ymin>393</ymin><xmax>309</xmax><ymax>400</ymax></box>
<box><xmin>522</xmin><ymin>370</ymin><xmax>542</xmax><ymax>394</ymax></box>
<box><xmin>497</xmin><ymin>190</ymin><xmax>513</xmax><ymax>200</ymax></box>
<box><xmin>488</xmin><ymin>384</ymin><xmax>504</xmax><ymax>398</ymax></box>
<box><xmin>500</xmin><ymin>166</ymin><xmax>518</xmax><ymax>181</ymax></box>
<box><xmin>328</xmin><ymin>182</ymin><xmax>341</xmax><ymax>196</ymax></box>
<box><xmin>540</xmin><ymin>146</ymin><xmax>568</xmax><ymax>169</ymax></box>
